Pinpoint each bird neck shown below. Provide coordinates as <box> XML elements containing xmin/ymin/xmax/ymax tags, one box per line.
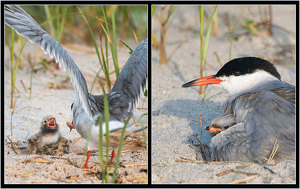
<box><xmin>219</xmin><ymin>70</ymin><xmax>280</xmax><ymax>97</ymax></box>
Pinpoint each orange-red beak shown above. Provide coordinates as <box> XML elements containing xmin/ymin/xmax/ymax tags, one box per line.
<box><xmin>182</xmin><ymin>75</ymin><xmax>222</xmax><ymax>87</ymax></box>
<box><xmin>47</xmin><ymin>118</ymin><xmax>56</xmax><ymax>129</ymax></box>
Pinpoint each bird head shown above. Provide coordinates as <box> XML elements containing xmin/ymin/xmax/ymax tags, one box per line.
<box><xmin>182</xmin><ymin>57</ymin><xmax>281</xmax><ymax>96</ymax></box>
<box><xmin>41</xmin><ymin>115</ymin><xmax>58</xmax><ymax>133</ymax></box>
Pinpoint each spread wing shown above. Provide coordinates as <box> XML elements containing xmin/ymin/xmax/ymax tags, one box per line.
<box><xmin>4</xmin><ymin>5</ymin><xmax>93</xmax><ymax>117</ymax></box>
<box><xmin>111</xmin><ymin>39</ymin><xmax>148</xmax><ymax>111</ymax></box>
<box><xmin>88</xmin><ymin>39</ymin><xmax>148</xmax><ymax>122</ymax></box>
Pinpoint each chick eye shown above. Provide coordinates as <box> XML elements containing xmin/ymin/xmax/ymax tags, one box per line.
<box><xmin>44</xmin><ymin>120</ymin><xmax>47</xmax><ymax>124</ymax></box>
<box><xmin>233</xmin><ymin>71</ymin><xmax>241</xmax><ymax>76</ymax></box>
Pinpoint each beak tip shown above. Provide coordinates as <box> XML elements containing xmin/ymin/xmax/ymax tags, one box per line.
<box><xmin>182</xmin><ymin>80</ymin><xmax>196</xmax><ymax>88</ymax></box>
<box><xmin>182</xmin><ymin>75</ymin><xmax>221</xmax><ymax>88</ymax></box>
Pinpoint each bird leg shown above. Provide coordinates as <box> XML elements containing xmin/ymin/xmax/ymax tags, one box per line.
<box><xmin>109</xmin><ymin>149</ymin><xmax>116</xmax><ymax>166</ymax></box>
<box><xmin>84</xmin><ymin>151</ymin><xmax>91</xmax><ymax>169</ymax></box>
<box><xmin>66</xmin><ymin>121</ymin><xmax>75</xmax><ymax>132</ymax></box>
<box><xmin>83</xmin><ymin>149</ymin><xmax>115</xmax><ymax>169</ymax></box>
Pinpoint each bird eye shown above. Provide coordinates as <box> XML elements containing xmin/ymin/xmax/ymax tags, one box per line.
<box><xmin>233</xmin><ymin>71</ymin><xmax>241</xmax><ymax>76</ymax></box>
<box><xmin>44</xmin><ymin>120</ymin><xmax>47</xmax><ymax>124</ymax></box>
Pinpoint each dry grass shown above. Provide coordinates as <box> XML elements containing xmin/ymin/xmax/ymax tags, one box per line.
<box><xmin>176</xmin><ymin>157</ymin><xmax>241</xmax><ymax>165</ymax></box>
<box><xmin>268</xmin><ymin>139</ymin><xmax>279</xmax><ymax>165</ymax></box>
<box><xmin>230</xmin><ymin>174</ymin><xmax>259</xmax><ymax>184</ymax></box>
<box><xmin>199</xmin><ymin>86</ymin><xmax>207</xmax><ymax>157</ymax></box>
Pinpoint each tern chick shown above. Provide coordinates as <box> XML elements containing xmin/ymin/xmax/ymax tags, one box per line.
<box><xmin>28</xmin><ymin>115</ymin><xmax>70</xmax><ymax>155</ymax></box>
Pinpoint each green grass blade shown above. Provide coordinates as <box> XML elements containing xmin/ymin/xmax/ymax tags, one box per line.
<box><xmin>29</xmin><ymin>68</ymin><xmax>34</xmax><ymax>99</ymax></box>
<box><xmin>55</xmin><ymin>7</ymin><xmax>59</xmax><ymax>37</ymax></box>
<box><xmin>111</xmin><ymin>6</ymin><xmax>117</xmax><ymax>52</ymax></box>
<box><xmin>10</xmin><ymin>29</ymin><xmax>15</xmax><ymax>108</ymax></box>
<box><xmin>120</xmin><ymin>40</ymin><xmax>133</xmax><ymax>54</ymax></box>
<box><xmin>152</xmin><ymin>5</ymin><xmax>157</xmax><ymax>16</ymax></box>
<box><xmin>111</xmin><ymin>118</ymin><xmax>130</xmax><ymax>183</ymax></box>
<box><xmin>105</xmin><ymin>37</ymin><xmax>109</xmax><ymax>75</ymax></box>
<box><xmin>77</xmin><ymin>6</ymin><xmax>111</xmax><ymax>89</ymax></box>
<box><xmin>200</xmin><ymin>5</ymin><xmax>204</xmax><ymax>67</ymax></box>
<box><xmin>110</xmin><ymin>6</ymin><xmax>119</xmax><ymax>76</ymax></box>
<box><xmin>44</xmin><ymin>5</ymin><xmax>56</xmax><ymax>38</ymax></box>
<box><xmin>101</xmin><ymin>6</ymin><xmax>119</xmax><ymax>78</ymax></box>
<box><xmin>203</xmin><ymin>6</ymin><xmax>217</xmax><ymax>63</ymax></box>
<box><xmin>163</xmin><ymin>5</ymin><xmax>174</xmax><ymax>25</ymax></box>
<box><xmin>100</xmin><ymin>37</ymin><xmax>110</xmax><ymax>90</ymax></box>
<box><xmin>13</xmin><ymin>38</ymin><xmax>26</xmax><ymax>86</ymax></box>
<box><xmin>97</xmin><ymin>72</ymin><xmax>110</xmax><ymax>183</ymax></box>
<box><xmin>10</xmin><ymin>29</ymin><xmax>14</xmax><ymax>83</ymax></box>
<box><xmin>103</xmin><ymin>88</ymin><xmax>110</xmax><ymax>183</ymax></box>
<box><xmin>98</xmin><ymin>114</ymin><xmax>105</xmax><ymax>180</ymax></box>
<box><xmin>134</xmin><ymin>113</ymin><xmax>148</xmax><ymax>148</ymax></box>
<box><xmin>90</xmin><ymin>68</ymin><xmax>102</xmax><ymax>93</ymax></box>
<box><xmin>57</xmin><ymin>6</ymin><xmax>68</xmax><ymax>43</ymax></box>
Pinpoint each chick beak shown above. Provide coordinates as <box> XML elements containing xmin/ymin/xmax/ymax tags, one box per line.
<box><xmin>182</xmin><ymin>75</ymin><xmax>222</xmax><ymax>87</ymax></box>
<box><xmin>47</xmin><ymin>119</ymin><xmax>56</xmax><ymax>129</ymax></box>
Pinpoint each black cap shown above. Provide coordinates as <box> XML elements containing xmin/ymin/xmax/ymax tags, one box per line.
<box><xmin>215</xmin><ymin>57</ymin><xmax>281</xmax><ymax>80</ymax></box>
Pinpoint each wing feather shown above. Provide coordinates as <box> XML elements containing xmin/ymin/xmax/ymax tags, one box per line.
<box><xmin>236</xmin><ymin>87</ymin><xmax>295</xmax><ymax>160</ymax></box>
<box><xmin>4</xmin><ymin>5</ymin><xmax>93</xmax><ymax>117</ymax></box>
<box><xmin>111</xmin><ymin>39</ymin><xmax>148</xmax><ymax>110</ymax></box>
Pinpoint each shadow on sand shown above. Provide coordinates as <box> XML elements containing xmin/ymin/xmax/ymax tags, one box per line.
<box><xmin>157</xmin><ymin>98</ymin><xmax>224</xmax><ymax>145</ymax></box>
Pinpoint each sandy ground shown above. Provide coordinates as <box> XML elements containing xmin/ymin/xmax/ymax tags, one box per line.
<box><xmin>151</xmin><ymin>5</ymin><xmax>296</xmax><ymax>184</ymax></box>
<box><xmin>4</xmin><ymin>39</ymin><xmax>148</xmax><ymax>184</ymax></box>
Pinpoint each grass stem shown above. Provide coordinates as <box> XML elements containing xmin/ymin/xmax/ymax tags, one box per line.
<box><xmin>199</xmin><ymin>5</ymin><xmax>204</xmax><ymax>94</ymax></box>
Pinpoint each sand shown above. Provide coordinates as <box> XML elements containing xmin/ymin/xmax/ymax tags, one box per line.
<box><xmin>151</xmin><ymin>5</ymin><xmax>296</xmax><ymax>184</ymax></box>
<box><xmin>4</xmin><ymin>39</ymin><xmax>148</xmax><ymax>184</ymax></box>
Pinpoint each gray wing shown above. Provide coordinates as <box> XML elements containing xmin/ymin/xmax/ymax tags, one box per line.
<box><xmin>4</xmin><ymin>5</ymin><xmax>93</xmax><ymax>117</ymax></box>
<box><xmin>111</xmin><ymin>39</ymin><xmax>148</xmax><ymax>112</ymax></box>
<box><xmin>210</xmin><ymin>86</ymin><xmax>295</xmax><ymax>162</ymax></box>
<box><xmin>89</xmin><ymin>92</ymin><xmax>130</xmax><ymax>122</ymax></box>
<box><xmin>239</xmin><ymin>87</ymin><xmax>295</xmax><ymax>160</ymax></box>
<box><xmin>88</xmin><ymin>39</ymin><xmax>147</xmax><ymax>121</ymax></box>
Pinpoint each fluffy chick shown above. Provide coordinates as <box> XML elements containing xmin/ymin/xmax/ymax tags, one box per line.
<box><xmin>28</xmin><ymin>115</ymin><xmax>69</xmax><ymax>155</ymax></box>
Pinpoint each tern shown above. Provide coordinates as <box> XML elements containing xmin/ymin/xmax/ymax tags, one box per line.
<box><xmin>5</xmin><ymin>5</ymin><xmax>147</xmax><ymax>168</ymax></box>
<box><xmin>27</xmin><ymin>115</ymin><xmax>70</xmax><ymax>155</ymax></box>
<box><xmin>27</xmin><ymin>115</ymin><xmax>61</xmax><ymax>154</ymax></box>
<box><xmin>182</xmin><ymin>57</ymin><xmax>295</xmax><ymax>164</ymax></box>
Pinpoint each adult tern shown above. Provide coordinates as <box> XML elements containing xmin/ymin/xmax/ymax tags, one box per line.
<box><xmin>183</xmin><ymin>57</ymin><xmax>295</xmax><ymax>164</ymax></box>
<box><xmin>5</xmin><ymin>5</ymin><xmax>148</xmax><ymax>168</ymax></box>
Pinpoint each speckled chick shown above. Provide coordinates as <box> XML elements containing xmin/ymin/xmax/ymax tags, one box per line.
<box><xmin>28</xmin><ymin>115</ymin><xmax>61</xmax><ymax>154</ymax></box>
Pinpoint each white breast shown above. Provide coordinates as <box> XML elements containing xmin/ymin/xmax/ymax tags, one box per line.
<box><xmin>37</xmin><ymin>133</ymin><xmax>60</xmax><ymax>149</ymax></box>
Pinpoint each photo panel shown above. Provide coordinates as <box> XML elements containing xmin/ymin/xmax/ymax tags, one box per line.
<box><xmin>3</xmin><ymin>3</ymin><xmax>149</xmax><ymax>184</ymax></box>
<box><xmin>151</xmin><ymin>3</ymin><xmax>296</xmax><ymax>185</ymax></box>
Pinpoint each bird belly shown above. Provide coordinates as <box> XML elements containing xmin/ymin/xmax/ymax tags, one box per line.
<box><xmin>38</xmin><ymin>133</ymin><xmax>60</xmax><ymax>150</ymax></box>
<box><xmin>73</xmin><ymin>108</ymin><xmax>126</xmax><ymax>148</ymax></box>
